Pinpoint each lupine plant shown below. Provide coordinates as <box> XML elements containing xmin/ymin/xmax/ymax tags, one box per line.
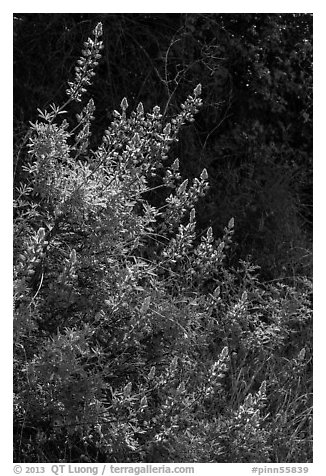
<box><xmin>14</xmin><ymin>23</ymin><xmax>312</xmax><ymax>463</ymax></box>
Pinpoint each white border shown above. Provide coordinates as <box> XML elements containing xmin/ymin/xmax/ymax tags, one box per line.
<box><xmin>3</xmin><ymin>3</ymin><xmax>323</xmax><ymax>473</ymax></box>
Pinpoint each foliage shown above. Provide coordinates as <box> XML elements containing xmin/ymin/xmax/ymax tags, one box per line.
<box><xmin>14</xmin><ymin>20</ymin><xmax>312</xmax><ymax>463</ymax></box>
<box><xmin>13</xmin><ymin>13</ymin><xmax>312</xmax><ymax>280</ymax></box>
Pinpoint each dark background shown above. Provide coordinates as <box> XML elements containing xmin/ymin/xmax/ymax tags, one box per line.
<box><xmin>13</xmin><ymin>13</ymin><xmax>313</xmax><ymax>281</ymax></box>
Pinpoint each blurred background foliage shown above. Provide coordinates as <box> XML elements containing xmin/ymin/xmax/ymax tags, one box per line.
<box><xmin>14</xmin><ymin>13</ymin><xmax>312</xmax><ymax>282</ymax></box>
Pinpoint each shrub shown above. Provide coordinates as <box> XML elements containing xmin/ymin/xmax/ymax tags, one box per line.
<box><xmin>14</xmin><ymin>22</ymin><xmax>312</xmax><ymax>463</ymax></box>
<box><xmin>14</xmin><ymin>14</ymin><xmax>312</xmax><ymax>281</ymax></box>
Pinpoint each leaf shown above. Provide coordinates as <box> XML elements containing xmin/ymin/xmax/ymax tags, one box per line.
<box><xmin>190</xmin><ymin>208</ymin><xmax>196</xmax><ymax>222</ymax></box>
<box><xmin>171</xmin><ymin>158</ymin><xmax>179</xmax><ymax>171</ymax></box>
<box><xmin>298</xmin><ymin>348</ymin><xmax>306</xmax><ymax>361</ymax></box>
<box><xmin>241</xmin><ymin>291</ymin><xmax>248</xmax><ymax>303</ymax></box>
<box><xmin>228</xmin><ymin>217</ymin><xmax>235</xmax><ymax>229</ymax></box>
<box><xmin>140</xmin><ymin>296</ymin><xmax>151</xmax><ymax>314</ymax></box>
<box><xmin>123</xmin><ymin>382</ymin><xmax>132</xmax><ymax>398</ymax></box>
<box><xmin>37</xmin><ymin>228</ymin><xmax>45</xmax><ymax>242</ymax></box>
<box><xmin>70</xmin><ymin>249</ymin><xmax>77</xmax><ymax>265</ymax></box>
<box><xmin>177</xmin><ymin>179</ymin><xmax>188</xmax><ymax>195</ymax></box>
<box><xmin>140</xmin><ymin>395</ymin><xmax>148</xmax><ymax>408</ymax></box>
<box><xmin>148</xmin><ymin>366</ymin><xmax>156</xmax><ymax>380</ymax></box>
